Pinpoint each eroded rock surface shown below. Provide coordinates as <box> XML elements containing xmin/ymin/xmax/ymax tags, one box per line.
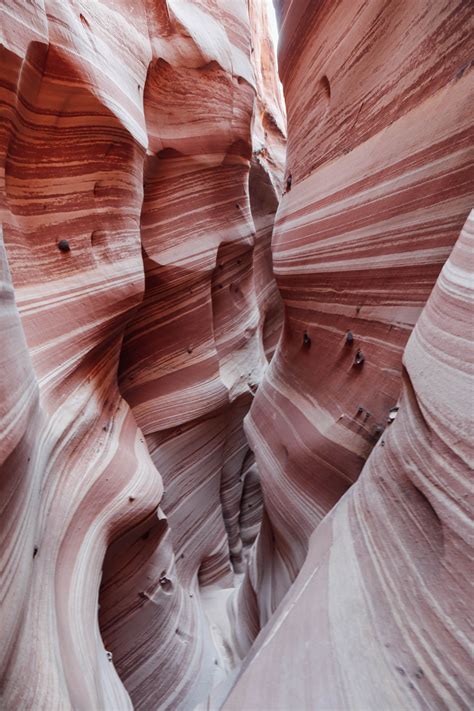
<box><xmin>222</xmin><ymin>0</ymin><xmax>474</xmax><ymax>708</ymax></box>
<box><xmin>1</xmin><ymin>1</ymin><xmax>473</xmax><ymax>710</ymax></box>
<box><xmin>0</xmin><ymin>1</ymin><xmax>283</xmax><ymax>709</ymax></box>
<box><xmin>223</xmin><ymin>210</ymin><xmax>474</xmax><ymax>710</ymax></box>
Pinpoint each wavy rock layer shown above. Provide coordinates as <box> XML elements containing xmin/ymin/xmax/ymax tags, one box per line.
<box><xmin>222</xmin><ymin>0</ymin><xmax>474</xmax><ymax>707</ymax></box>
<box><xmin>0</xmin><ymin>1</ymin><xmax>283</xmax><ymax>709</ymax></box>
<box><xmin>1</xmin><ymin>1</ymin><xmax>473</xmax><ymax>710</ymax></box>
<box><xmin>224</xmin><ymin>210</ymin><xmax>474</xmax><ymax>710</ymax></box>
<box><xmin>231</xmin><ymin>0</ymin><xmax>474</xmax><ymax>653</ymax></box>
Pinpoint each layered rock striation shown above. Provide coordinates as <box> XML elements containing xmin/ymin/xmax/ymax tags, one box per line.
<box><xmin>0</xmin><ymin>1</ymin><xmax>284</xmax><ymax>709</ymax></box>
<box><xmin>224</xmin><ymin>209</ymin><xmax>474</xmax><ymax>710</ymax></box>
<box><xmin>232</xmin><ymin>0</ymin><xmax>474</xmax><ymax>645</ymax></box>
<box><xmin>1</xmin><ymin>0</ymin><xmax>473</xmax><ymax>710</ymax></box>
<box><xmin>224</xmin><ymin>0</ymin><xmax>474</xmax><ymax>708</ymax></box>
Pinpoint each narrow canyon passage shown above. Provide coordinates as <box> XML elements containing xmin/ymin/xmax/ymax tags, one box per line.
<box><xmin>1</xmin><ymin>1</ymin><xmax>473</xmax><ymax>711</ymax></box>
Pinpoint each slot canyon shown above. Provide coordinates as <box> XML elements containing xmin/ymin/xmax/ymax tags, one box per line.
<box><xmin>0</xmin><ymin>0</ymin><xmax>473</xmax><ymax>709</ymax></box>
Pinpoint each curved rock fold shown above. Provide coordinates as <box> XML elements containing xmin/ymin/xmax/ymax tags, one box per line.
<box><xmin>1</xmin><ymin>1</ymin><xmax>472</xmax><ymax>710</ymax></box>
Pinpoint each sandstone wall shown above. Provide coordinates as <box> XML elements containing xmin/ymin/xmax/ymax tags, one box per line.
<box><xmin>224</xmin><ymin>0</ymin><xmax>474</xmax><ymax>707</ymax></box>
<box><xmin>1</xmin><ymin>1</ymin><xmax>472</xmax><ymax>710</ymax></box>
<box><xmin>234</xmin><ymin>0</ymin><xmax>473</xmax><ymax>640</ymax></box>
<box><xmin>0</xmin><ymin>1</ymin><xmax>284</xmax><ymax>709</ymax></box>
<box><xmin>224</xmin><ymin>209</ymin><xmax>474</xmax><ymax>710</ymax></box>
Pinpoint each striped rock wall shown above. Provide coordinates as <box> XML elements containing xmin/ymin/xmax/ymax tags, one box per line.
<box><xmin>0</xmin><ymin>1</ymin><xmax>284</xmax><ymax>709</ymax></box>
<box><xmin>223</xmin><ymin>209</ymin><xmax>474</xmax><ymax>710</ymax></box>
<box><xmin>223</xmin><ymin>0</ymin><xmax>474</xmax><ymax>707</ymax></box>
<box><xmin>2</xmin><ymin>0</ymin><xmax>473</xmax><ymax>709</ymax></box>
<box><xmin>232</xmin><ymin>0</ymin><xmax>474</xmax><ymax>649</ymax></box>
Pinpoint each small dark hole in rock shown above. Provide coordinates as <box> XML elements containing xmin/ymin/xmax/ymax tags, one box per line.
<box><xmin>58</xmin><ymin>239</ymin><xmax>70</xmax><ymax>253</ymax></box>
<box><xmin>33</xmin><ymin>546</ymin><xmax>38</xmax><ymax>559</ymax></box>
<box><xmin>354</xmin><ymin>350</ymin><xmax>365</xmax><ymax>366</ymax></box>
<box><xmin>321</xmin><ymin>75</ymin><xmax>331</xmax><ymax>99</ymax></box>
<box><xmin>159</xmin><ymin>576</ymin><xmax>172</xmax><ymax>591</ymax></box>
<box><xmin>128</xmin><ymin>495</ymin><xmax>135</xmax><ymax>502</ymax></box>
<box><xmin>286</xmin><ymin>174</ymin><xmax>292</xmax><ymax>192</ymax></box>
<box><xmin>387</xmin><ymin>406</ymin><xmax>399</xmax><ymax>424</ymax></box>
<box><xmin>345</xmin><ymin>330</ymin><xmax>354</xmax><ymax>345</ymax></box>
<box><xmin>303</xmin><ymin>331</ymin><xmax>311</xmax><ymax>347</ymax></box>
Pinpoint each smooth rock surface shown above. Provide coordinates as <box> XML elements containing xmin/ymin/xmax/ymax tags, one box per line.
<box><xmin>220</xmin><ymin>0</ymin><xmax>474</xmax><ymax>708</ymax></box>
<box><xmin>231</xmin><ymin>0</ymin><xmax>474</xmax><ymax>656</ymax></box>
<box><xmin>1</xmin><ymin>1</ymin><xmax>473</xmax><ymax>710</ymax></box>
<box><xmin>223</xmin><ymin>210</ymin><xmax>474</xmax><ymax>710</ymax></box>
<box><xmin>0</xmin><ymin>1</ymin><xmax>283</xmax><ymax>709</ymax></box>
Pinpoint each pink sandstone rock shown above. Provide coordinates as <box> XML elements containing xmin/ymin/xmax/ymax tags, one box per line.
<box><xmin>1</xmin><ymin>0</ymin><xmax>473</xmax><ymax>709</ymax></box>
<box><xmin>223</xmin><ymin>210</ymin><xmax>474</xmax><ymax>710</ymax></box>
<box><xmin>0</xmin><ymin>1</ymin><xmax>283</xmax><ymax>709</ymax></box>
<box><xmin>231</xmin><ymin>0</ymin><xmax>474</xmax><ymax>659</ymax></box>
